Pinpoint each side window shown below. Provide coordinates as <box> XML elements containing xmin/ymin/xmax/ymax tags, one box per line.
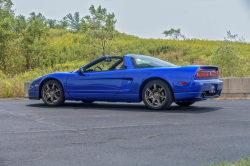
<box><xmin>130</xmin><ymin>56</ymin><xmax>177</xmax><ymax>69</ymax></box>
<box><xmin>85</xmin><ymin>57</ymin><xmax>124</xmax><ymax>72</ymax></box>
<box><xmin>115</xmin><ymin>61</ymin><xmax>125</xmax><ymax>70</ymax></box>
<box><xmin>131</xmin><ymin>57</ymin><xmax>152</xmax><ymax>69</ymax></box>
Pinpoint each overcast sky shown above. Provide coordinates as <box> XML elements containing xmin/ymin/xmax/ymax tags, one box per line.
<box><xmin>12</xmin><ymin>0</ymin><xmax>250</xmax><ymax>41</ymax></box>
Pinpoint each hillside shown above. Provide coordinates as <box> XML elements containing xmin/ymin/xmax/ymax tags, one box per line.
<box><xmin>0</xmin><ymin>29</ymin><xmax>250</xmax><ymax>97</ymax></box>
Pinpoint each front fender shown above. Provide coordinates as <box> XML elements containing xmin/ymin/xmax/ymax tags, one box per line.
<box><xmin>38</xmin><ymin>74</ymin><xmax>69</xmax><ymax>98</ymax></box>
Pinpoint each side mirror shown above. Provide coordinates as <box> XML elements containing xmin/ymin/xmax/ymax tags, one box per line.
<box><xmin>78</xmin><ymin>67</ymin><xmax>83</xmax><ymax>75</ymax></box>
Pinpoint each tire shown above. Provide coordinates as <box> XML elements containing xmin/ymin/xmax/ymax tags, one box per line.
<box><xmin>142</xmin><ymin>80</ymin><xmax>173</xmax><ymax>110</ymax></box>
<box><xmin>81</xmin><ymin>101</ymin><xmax>94</xmax><ymax>103</ymax></box>
<box><xmin>41</xmin><ymin>80</ymin><xmax>65</xmax><ymax>106</ymax></box>
<box><xmin>175</xmin><ymin>101</ymin><xmax>195</xmax><ymax>106</ymax></box>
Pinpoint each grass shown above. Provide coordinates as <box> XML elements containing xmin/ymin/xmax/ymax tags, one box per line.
<box><xmin>0</xmin><ymin>60</ymin><xmax>87</xmax><ymax>98</ymax></box>
<box><xmin>200</xmin><ymin>157</ymin><xmax>250</xmax><ymax>166</ymax></box>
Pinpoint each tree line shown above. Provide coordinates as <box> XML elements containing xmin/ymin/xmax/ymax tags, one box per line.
<box><xmin>0</xmin><ymin>0</ymin><xmax>249</xmax><ymax>78</ymax></box>
<box><xmin>0</xmin><ymin>0</ymin><xmax>117</xmax><ymax>75</ymax></box>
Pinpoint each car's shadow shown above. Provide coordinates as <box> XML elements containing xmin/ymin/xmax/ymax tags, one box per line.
<box><xmin>26</xmin><ymin>101</ymin><xmax>223</xmax><ymax>114</ymax></box>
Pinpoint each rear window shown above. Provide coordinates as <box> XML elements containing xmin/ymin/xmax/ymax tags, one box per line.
<box><xmin>130</xmin><ymin>55</ymin><xmax>177</xmax><ymax>69</ymax></box>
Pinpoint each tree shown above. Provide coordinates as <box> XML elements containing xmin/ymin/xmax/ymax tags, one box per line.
<box><xmin>18</xmin><ymin>18</ymin><xmax>50</xmax><ymax>70</ymax></box>
<box><xmin>0</xmin><ymin>0</ymin><xmax>14</xmax><ymax>73</ymax></box>
<box><xmin>83</xmin><ymin>5</ymin><xmax>117</xmax><ymax>56</ymax></box>
<box><xmin>0</xmin><ymin>0</ymin><xmax>14</xmax><ymax>18</ymax></box>
<box><xmin>14</xmin><ymin>15</ymin><xmax>27</xmax><ymax>33</ymax></box>
<box><xmin>47</xmin><ymin>19</ymin><xmax>57</xmax><ymax>29</ymax></box>
<box><xmin>210</xmin><ymin>43</ymin><xmax>248</xmax><ymax>77</ymax></box>
<box><xmin>66</xmin><ymin>12</ymin><xmax>81</xmax><ymax>31</ymax></box>
<box><xmin>58</xmin><ymin>16</ymin><xmax>69</xmax><ymax>29</ymax></box>
<box><xmin>29</xmin><ymin>12</ymin><xmax>46</xmax><ymax>24</ymax></box>
<box><xmin>163</xmin><ymin>28</ymin><xmax>185</xmax><ymax>40</ymax></box>
<box><xmin>224</xmin><ymin>30</ymin><xmax>245</xmax><ymax>43</ymax></box>
<box><xmin>0</xmin><ymin>18</ymin><xmax>14</xmax><ymax>73</ymax></box>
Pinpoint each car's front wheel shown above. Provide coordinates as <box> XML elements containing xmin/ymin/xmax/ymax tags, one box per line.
<box><xmin>41</xmin><ymin>80</ymin><xmax>65</xmax><ymax>106</ymax></box>
<box><xmin>175</xmin><ymin>101</ymin><xmax>195</xmax><ymax>106</ymax></box>
<box><xmin>142</xmin><ymin>80</ymin><xmax>173</xmax><ymax>110</ymax></box>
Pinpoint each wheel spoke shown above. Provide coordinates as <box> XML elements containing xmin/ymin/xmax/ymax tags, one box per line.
<box><xmin>45</xmin><ymin>85</ymin><xmax>50</xmax><ymax>91</ymax></box>
<box><xmin>160</xmin><ymin>95</ymin><xmax>166</xmax><ymax>99</ymax></box>
<box><xmin>146</xmin><ymin>96</ymin><xmax>153</xmax><ymax>100</ymax></box>
<box><xmin>44</xmin><ymin>94</ymin><xmax>49</xmax><ymax>100</ymax></box>
<box><xmin>50</xmin><ymin>97</ymin><xmax>54</xmax><ymax>103</ymax></box>
<box><xmin>55</xmin><ymin>89</ymin><xmax>60</xmax><ymax>93</ymax></box>
<box><xmin>45</xmin><ymin>93</ymin><xmax>50</xmax><ymax>97</ymax></box>
<box><xmin>44</xmin><ymin>95</ymin><xmax>50</xmax><ymax>103</ymax></box>
<box><xmin>157</xmin><ymin>99</ymin><xmax>161</xmax><ymax>105</ymax></box>
<box><xmin>159</xmin><ymin>88</ymin><xmax>164</xmax><ymax>92</ymax></box>
<box><xmin>146</xmin><ymin>88</ymin><xmax>153</xmax><ymax>93</ymax></box>
<box><xmin>152</xmin><ymin>98</ymin><xmax>157</xmax><ymax>104</ymax></box>
<box><xmin>154</xmin><ymin>84</ymin><xmax>157</xmax><ymax>91</ymax></box>
<box><xmin>54</xmin><ymin>95</ymin><xmax>59</xmax><ymax>100</ymax></box>
<box><xmin>52</xmin><ymin>83</ymin><xmax>55</xmax><ymax>90</ymax></box>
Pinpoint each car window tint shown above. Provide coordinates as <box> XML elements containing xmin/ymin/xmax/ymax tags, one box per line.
<box><xmin>131</xmin><ymin>55</ymin><xmax>177</xmax><ymax>69</ymax></box>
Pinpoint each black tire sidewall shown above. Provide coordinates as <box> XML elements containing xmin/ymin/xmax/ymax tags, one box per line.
<box><xmin>142</xmin><ymin>80</ymin><xmax>173</xmax><ymax>110</ymax></box>
<box><xmin>41</xmin><ymin>80</ymin><xmax>65</xmax><ymax>106</ymax></box>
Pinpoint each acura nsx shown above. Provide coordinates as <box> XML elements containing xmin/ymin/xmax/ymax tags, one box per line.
<box><xmin>29</xmin><ymin>55</ymin><xmax>223</xmax><ymax>110</ymax></box>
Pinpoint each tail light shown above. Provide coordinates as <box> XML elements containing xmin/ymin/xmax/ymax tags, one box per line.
<box><xmin>195</xmin><ymin>66</ymin><xmax>219</xmax><ymax>78</ymax></box>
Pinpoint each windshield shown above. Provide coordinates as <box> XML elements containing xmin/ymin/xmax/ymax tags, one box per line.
<box><xmin>131</xmin><ymin>55</ymin><xmax>177</xmax><ymax>69</ymax></box>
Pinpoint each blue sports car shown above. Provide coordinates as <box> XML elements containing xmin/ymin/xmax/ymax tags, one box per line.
<box><xmin>29</xmin><ymin>54</ymin><xmax>223</xmax><ymax>110</ymax></box>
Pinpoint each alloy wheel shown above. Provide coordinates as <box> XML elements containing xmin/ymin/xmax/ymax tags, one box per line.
<box><xmin>145</xmin><ymin>83</ymin><xmax>167</xmax><ymax>107</ymax></box>
<box><xmin>43</xmin><ymin>83</ymin><xmax>61</xmax><ymax>104</ymax></box>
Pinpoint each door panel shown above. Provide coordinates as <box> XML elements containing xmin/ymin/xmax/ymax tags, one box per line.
<box><xmin>67</xmin><ymin>71</ymin><xmax>125</xmax><ymax>98</ymax></box>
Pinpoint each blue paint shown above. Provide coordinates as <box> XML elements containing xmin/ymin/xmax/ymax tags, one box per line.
<box><xmin>67</xmin><ymin>70</ymin><xmax>125</xmax><ymax>98</ymax></box>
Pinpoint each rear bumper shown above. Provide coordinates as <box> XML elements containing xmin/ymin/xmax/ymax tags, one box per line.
<box><xmin>190</xmin><ymin>79</ymin><xmax>223</xmax><ymax>92</ymax></box>
<box><xmin>174</xmin><ymin>91</ymin><xmax>220</xmax><ymax>101</ymax></box>
<box><xmin>174</xmin><ymin>79</ymin><xmax>223</xmax><ymax>101</ymax></box>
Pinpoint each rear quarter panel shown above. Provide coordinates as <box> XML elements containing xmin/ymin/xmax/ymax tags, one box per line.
<box><xmin>140</xmin><ymin>66</ymin><xmax>198</xmax><ymax>93</ymax></box>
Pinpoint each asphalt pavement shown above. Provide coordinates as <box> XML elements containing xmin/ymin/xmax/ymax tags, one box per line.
<box><xmin>0</xmin><ymin>100</ymin><xmax>250</xmax><ymax>166</ymax></box>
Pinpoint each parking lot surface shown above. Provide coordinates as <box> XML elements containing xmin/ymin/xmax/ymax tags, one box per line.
<box><xmin>0</xmin><ymin>100</ymin><xmax>250</xmax><ymax>166</ymax></box>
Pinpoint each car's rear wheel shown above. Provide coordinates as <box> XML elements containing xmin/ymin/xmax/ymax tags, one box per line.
<box><xmin>81</xmin><ymin>101</ymin><xmax>94</xmax><ymax>103</ymax></box>
<box><xmin>41</xmin><ymin>80</ymin><xmax>65</xmax><ymax>106</ymax></box>
<box><xmin>142</xmin><ymin>80</ymin><xmax>173</xmax><ymax>110</ymax></box>
<box><xmin>175</xmin><ymin>101</ymin><xmax>195</xmax><ymax>106</ymax></box>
